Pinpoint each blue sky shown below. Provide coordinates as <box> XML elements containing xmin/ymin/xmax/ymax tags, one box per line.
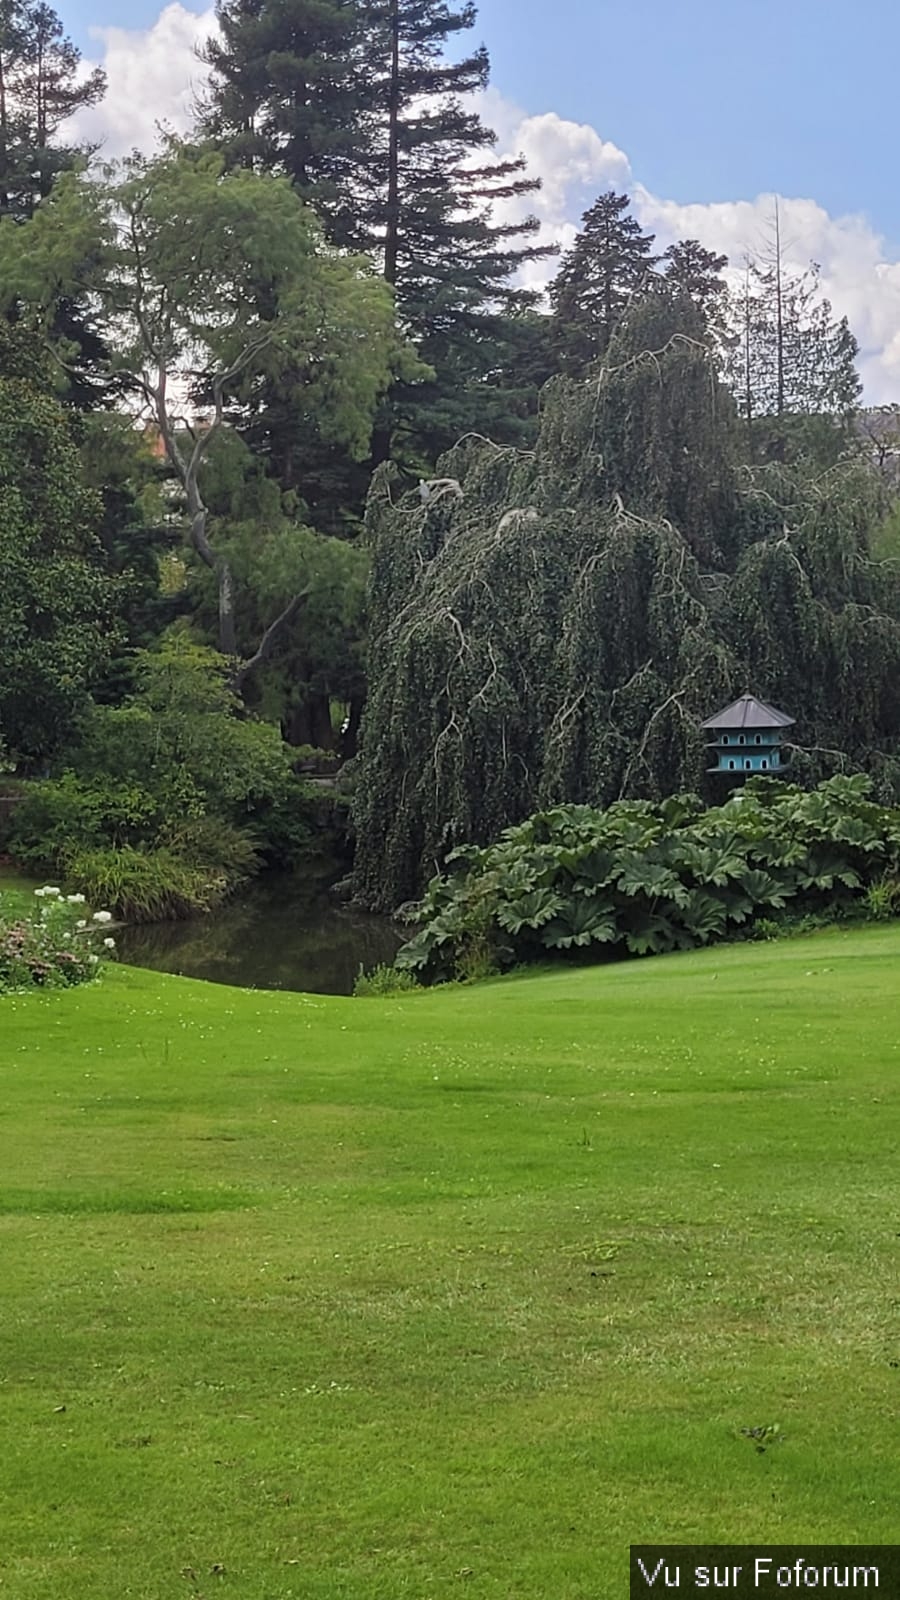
<box><xmin>477</xmin><ymin>0</ymin><xmax>898</xmax><ymax>246</ymax></box>
<box><xmin>62</xmin><ymin>0</ymin><xmax>897</xmax><ymax>243</ymax></box>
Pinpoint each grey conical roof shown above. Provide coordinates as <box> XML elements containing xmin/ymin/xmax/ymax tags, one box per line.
<box><xmin>702</xmin><ymin>694</ymin><xmax>795</xmax><ymax>731</ymax></box>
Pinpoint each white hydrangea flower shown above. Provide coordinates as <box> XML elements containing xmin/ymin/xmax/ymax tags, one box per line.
<box><xmin>102</xmin><ymin>937</ymin><xmax>116</xmax><ymax>950</ymax></box>
<box><xmin>75</xmin><ymin>919</ymin><xmax>87</xmax><ymax>930</ymax></box>
<box><xmin>92</xmin><ymin>911</ymin><xmax>113</xmax><ymax>925</ymax></box>
<box><xmin>35</xmin><ymin>885</ymin><xmax>61</xmax><ymax>898</ymax></box>
<box><xmin>66</xmin><ymin>893</ymin><xmax>87</xmax><ymax>905</ymax></box>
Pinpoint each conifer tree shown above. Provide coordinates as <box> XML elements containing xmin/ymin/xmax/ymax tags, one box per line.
<box><xmin>662</xmin><ymin>238</ymin><xmax>728</xmax><ymax>324</ymax></box>
<box><xmin>548</xmin><ymin>190</ymin><xmax>657</xmax><ymax>375</ymax></box>
<box><xmin>201</xmin><ymin>0</ymin><xmax>552</xmax><ymax>467</ymax></box>
<box><xmin>724</xmin><ymin>204</ymin><xmax>861</xmax><ymax>463</ymax></box>
<box><xmin>0</xmin><ymin>0</ymin><xmax>105</xmax><ymax>219</ymax></box>
<box><xmin>199</xmin><ymin>0</ymin><xmax>365</xmax><ymax>248</ymax></box>
<box><xmin>0</xmin><ymin>0</ymin><xmax>107</xmax><ymax>405</ymax></box>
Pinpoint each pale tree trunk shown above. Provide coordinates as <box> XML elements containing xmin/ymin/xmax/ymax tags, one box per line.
<box><xmin>147</xmin><ymin>354</ymin><xmax>308</xmax><ymax>694</ymax></box>
<box><xmin>774</xmin><ymin>198</ymin><xmax>784</xmax><ymax>419</ymax></box>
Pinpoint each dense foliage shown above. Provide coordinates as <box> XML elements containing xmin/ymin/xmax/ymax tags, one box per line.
<box><xmin>352</xmin><ymin>294</ymin><xmax>900</xmax><ymax>910</ymax></box>
<box><xmin>0</xmin><ymin>885</ymin><xmax>116</xmax><ymax>992</ymax></box>
<box><xmin>1</xmin><ymin>0</ymin><xmax>898</xmax><ymax>935</ymax></box>
<box><xmin>8</xmin><ymin>641</ymin><xmax>317</xmax><ymax>918</ymax></box>
<box><xmin>395</xmin><ymin>775</ymin><xmax>900</xmax><ymax>981</ymax></box>
<box><xmin>0</xmin><ymin>327</ymin><xmax>120</xmax><ymax>764</ymax></box>
<box><xmin>201</xmin><ymin>0</ymin><xmax>552</xmax><ymax>469</ymax></box>
<box><xmin>0</xmin><ymin>144</ymin><xmax>399</xmax><ymax>685</ymax></box>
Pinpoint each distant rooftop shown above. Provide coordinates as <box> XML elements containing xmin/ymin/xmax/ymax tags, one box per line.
<box><xmin>702</xmin><ymin>694</ymin><xmax>795</xmax><ymax>731</ymax></box>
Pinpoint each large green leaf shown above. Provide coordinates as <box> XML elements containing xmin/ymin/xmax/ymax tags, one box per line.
<box><xmin>678</xmin><ymin>889</ymin><xmax>729</xmax><ymax>940</ymax></box>
<box><xmin>616</xmin><ymin>854</ymin><xmax>688</xmax><ymax>905</ymax></box>
<box><xmin>496</xmin><ymin>888</ymin><xmax>565</xmax><ymax>934</ymax></box>
<box><xmin>739</xmin><ymin>868</ymin><xmax>788</xmax><ymax>908</ymax></box>
<box><xmin>623</xmin><ymin>913</ymin><xmax>675</xmax><ymax>956</ymax></box>
<box><xmin>540</xmin><ymin>899</ymin><xmax>620</xmax><ymax>950</ymax></box>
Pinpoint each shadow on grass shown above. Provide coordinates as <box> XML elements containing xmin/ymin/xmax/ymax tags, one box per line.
<box><xmin>0</xmin><ymin>1187</ymin><xmax>260</xmax><ymax>1214</ymax></box>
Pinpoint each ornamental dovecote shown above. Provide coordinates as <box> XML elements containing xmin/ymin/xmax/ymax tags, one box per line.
<box><xmin>701</xmin><ymin>694</ymin><xmax>794</xmax><ymax>776</ymax></box>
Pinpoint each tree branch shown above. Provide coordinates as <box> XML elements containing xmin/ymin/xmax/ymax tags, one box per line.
<box><xmin>229</xmin><ymin>588</ymin><xmax>312</xmax><ymax>694</ymax></box>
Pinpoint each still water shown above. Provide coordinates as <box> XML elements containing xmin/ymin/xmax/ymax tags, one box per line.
<box><xmin>115</xmin><ymin>871</ymin><xmax>405</xmax><ymax>995</ymax></box>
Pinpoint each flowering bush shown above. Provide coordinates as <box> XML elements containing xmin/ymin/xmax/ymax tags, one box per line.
<box><xmin>0</xmin><ymin>887</ymin><xmax>117</xmax><ymax>994</ymax></box>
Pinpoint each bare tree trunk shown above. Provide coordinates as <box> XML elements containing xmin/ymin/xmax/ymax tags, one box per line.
<box><xmin>282</xmin><ymin>688</ymin><xmax>337</xmax><ymax>753</ymax></box>
<box><xmin>383</xmin><ymin>0</ymin><xmax>401</xmax><ymax>291</ymax></box>
<box><xmin>149</xmin><ymin>358</ymin><xmax>307</xmax><ymax>692</ymax></box>
<box><xmin>774</xmin><ymin>198</ymin><xmax>784</xmax><ymax>419</ymax></box>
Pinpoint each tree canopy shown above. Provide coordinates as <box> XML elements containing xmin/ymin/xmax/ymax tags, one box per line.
<box><xmin>352</xmin><ymin>294</ymin><xmax>900</xmax><ymax>910</ymax></box>
<box><xmin>0</xmin><ymin>324</ymin><xmax>118</xmax><ymax>763</ymax></box>
<box><xmin>0</xmin><ymin>142</ymin><xmax>399</xmax><ymax>684</ymax></box>
<box><xmin>201</xmin><ymin>0</ymin><xmax>552</xmax><ymax>469</ymax></box>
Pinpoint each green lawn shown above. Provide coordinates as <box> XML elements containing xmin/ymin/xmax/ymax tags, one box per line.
<box><xmin>1</xmin><ymin>925</ymin><xmax>898</xmax><ymax>1598</ymax></box>
<box><xmin>0</xmin><ymin>860</ymin><xmax>39</xmax><ymax>912</ymax></box>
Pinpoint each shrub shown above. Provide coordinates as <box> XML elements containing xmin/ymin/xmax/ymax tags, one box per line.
<box><xmin>7</xmin><ymin>639</ymin><xmax>306</xmax><ymax>911</ymax></box>
<box><xmin>863</xmin><ymin>875</ymin><xmax>900</xmax><ymax>921</ymax></box>
<box><xmin>64</xmin><ymin>847</ymin><xmax>227</xmax><ymax>922</ymax></box>
<box><xmin>395</xmin><ymin>775</ymin><xmax>900</xmax><ymax>982</ymax></box>
<box><xmin>156</xmin><ymin>817</ymin><xmax>261</xmax><ymax>887</ymax></box>
<box><xmin>0</xmin><ymin>886</ymin><xmax>117</xmax><ymax>993</ymax></box>
<box><xmin>353</xmin><ymin>962</ymin><xmax>421</xmax><ymax>997</ymax></box>
<box><xmin>9</xmin><ymin>772</ymin><xmax>164</xmax><ymax>868</ymax></box>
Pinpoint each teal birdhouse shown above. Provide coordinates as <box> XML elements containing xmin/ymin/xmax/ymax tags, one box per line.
<box><xmin>702</xmin><ymin>694</ymin><xmax>794</xmax><ymax>776</ymax></box>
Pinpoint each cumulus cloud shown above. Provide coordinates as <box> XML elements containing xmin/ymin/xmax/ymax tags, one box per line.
<box><xmin>472</xmin><ymin>88</ymin><xmax>631</xmax><ymax>287</ymax></box>
<box><xmin>63</xmin><ymin>6</ymin><xmax>900</xmax><ymax>401</ymax></box>
<box><xmin>67</xmin><ymin>3</ymin><xmax>216</xmax><ymax>158</ymax></box>
<box><xmin>484</xmin><ymin>101</ymin><xmax>900</xmax><ymax>403</ymax></box>
<box><xmin>632</xmin><ymin>188</ymin><xmax>900</xmax><ymax>403</ymax></box>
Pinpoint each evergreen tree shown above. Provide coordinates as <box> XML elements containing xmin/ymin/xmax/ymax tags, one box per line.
<box><xmin>662</xmin><ymin>238</ymin><xmax>728</xmax><ymax>326</ymax></box>
<box><xmin>725</xmin><ymin>204</ymin><xmax>861</xmax><ymax>463</ymax></box>
<box><xmin>201</xmin><ymin>0</ymin><xmax>552</xmax><ymax>469</ymax></box>
<box><xmin>548</xmin><ymin>190</ymin><xmax>658</xmax><ymax>375</ymax></box>
<box><xmin>199</xmin><ymin>0</ymin><xmax>365</xmax><ymax>248</ymax></box>
<box><xmin>0</xmin><ymin>0</ymin><xmax>105</xmax><ymax>219</ymax></box>
<box><xmin>0</xmin><ymin>0</ymin><xmax>108</xmax><ymax>406</ymax></box>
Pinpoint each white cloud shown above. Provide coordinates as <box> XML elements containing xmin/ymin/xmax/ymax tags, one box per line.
<box><xmin>473</xmin><ymin>89</ymin><xmax>631</xmax><ymax>288</ymax></box>
<box><xmin>631</xmin><ymin>188</ymin><xmax>900</xmax><ymax>403</ymax></box>
<box><xmin>485</xmin><ymin>103</ymin><xmax>900</xmax><ymax>404</ymax></box>
<box><xmin>67</xmin><ymin>3</ymin><xmax>216</xmax><ymax>159</ymax></box>
<box><xmin>63</xmin><ymin>7</ymin><xmax>900</xmax><ymax>401</ymax></box>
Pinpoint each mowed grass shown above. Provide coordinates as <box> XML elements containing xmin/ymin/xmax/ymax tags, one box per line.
<box><xmin>1</xmin><ymin>926</ymin><xmax>899</xmax><ymax>1599</ymax></box>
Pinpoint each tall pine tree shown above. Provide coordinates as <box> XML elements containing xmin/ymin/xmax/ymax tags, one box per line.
<box><xmin>0</xmin><ymin>0</ymin><xmax>105</xmax><ymax>219</ymax></box>
<box><xmin>199</xmin><ymin>0</ymin><xmax>365</xmax><ymax>248</ymax></box>
<box><xmin>200</xmin><ymin>0</ymin><xmax>552</xmax><ymax>469</ymax></box>
<box><xmin>548</xmin><ymin>191</ymin><xmax>657</xmax><ymax>375</ymax></box>
<box><xmin>662</xmin><ymin>238</ymin><xmax>728</xmax><ymax>323</ymax></box>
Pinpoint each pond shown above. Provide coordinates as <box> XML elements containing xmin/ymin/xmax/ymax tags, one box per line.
<box><xmin>115</xmin><ymin>870</ymin><xmax>405</xmax><ymax>996</ymax></box>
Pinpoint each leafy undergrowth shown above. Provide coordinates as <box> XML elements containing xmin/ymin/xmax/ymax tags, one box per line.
<box><xmin>397</xmin><ymin>775</ymin><xmax>900</xmax><ymax>981</ymax></box>
<box><xmin>1</xmin><ymin>927</ymin><xmax>899</xmax><ymax>1597</ymax></box>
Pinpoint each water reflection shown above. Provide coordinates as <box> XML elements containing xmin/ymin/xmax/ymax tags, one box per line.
<box><xmin>116</xmin><ymin>872</ymin><xmax>404</xmax><ymax>995</ymax></box>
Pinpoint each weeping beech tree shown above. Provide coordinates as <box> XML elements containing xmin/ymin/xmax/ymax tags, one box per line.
<box><xmin>352</xmin><ymin>292</ymin><xmax>900</xmax><ymax>911</ymax></box>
